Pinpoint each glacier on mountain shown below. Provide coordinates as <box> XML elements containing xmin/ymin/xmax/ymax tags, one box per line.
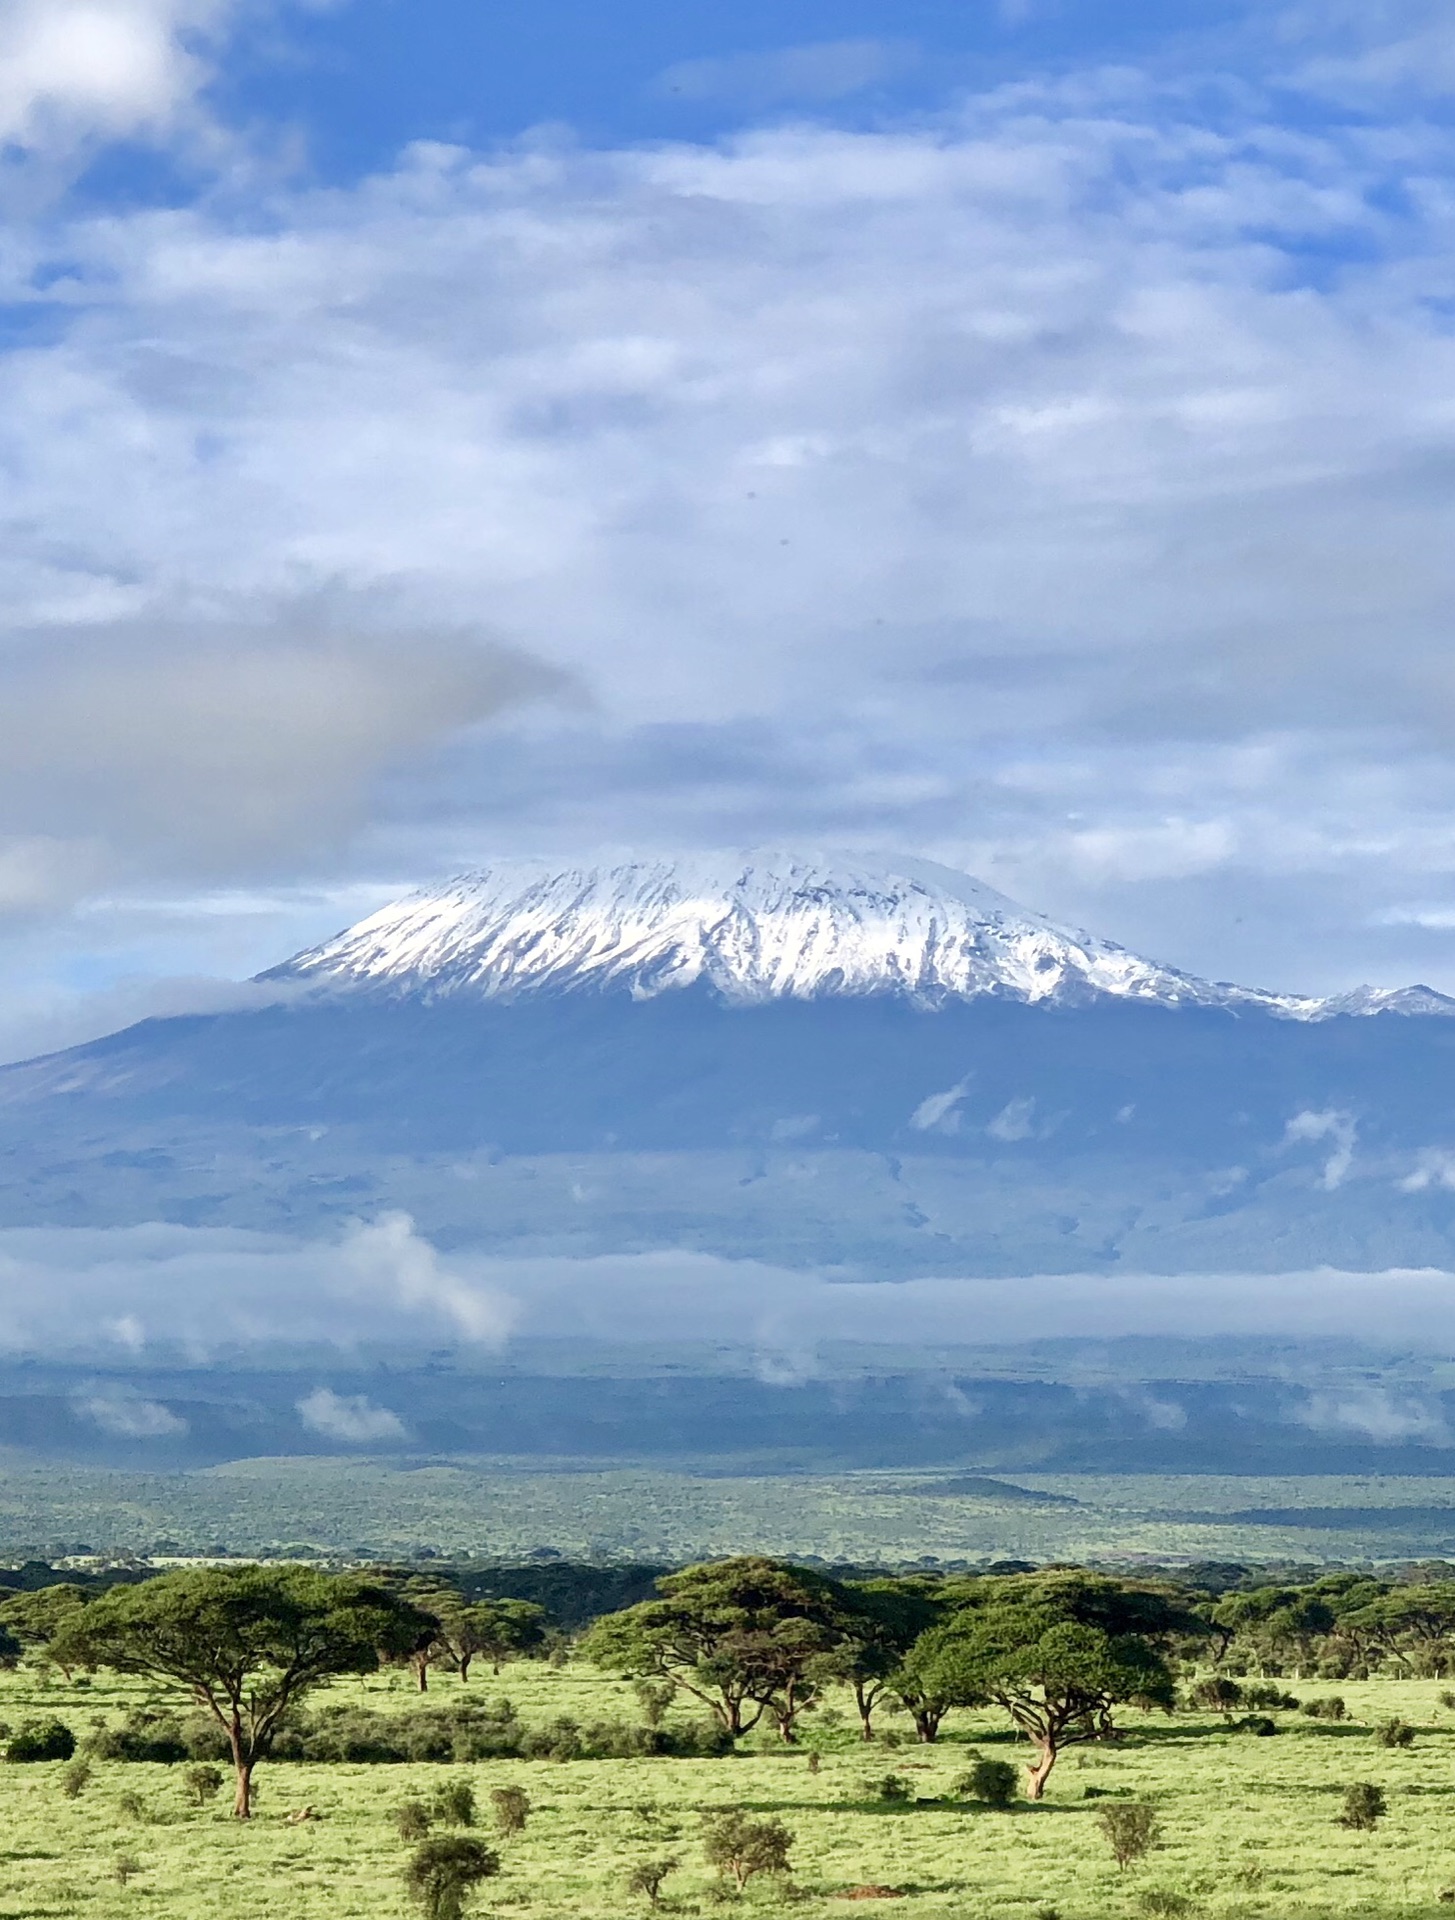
<box><xmin>265</xmin><ymin>851</ymin><xmax>1452</xmax><ymax>1019</ymax></box>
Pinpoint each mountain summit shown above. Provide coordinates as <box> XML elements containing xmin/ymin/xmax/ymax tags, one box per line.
<box><xmin>265</xmin><ymin>851</ymin><xmax>1449</xmax><ymax>1019</ymax></box>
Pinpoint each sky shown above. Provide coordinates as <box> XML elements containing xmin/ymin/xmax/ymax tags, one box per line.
<box><xmin>4</xmin><ymin>0</ymin><xmax>1455</xmax><ymax>1061</ymax></box>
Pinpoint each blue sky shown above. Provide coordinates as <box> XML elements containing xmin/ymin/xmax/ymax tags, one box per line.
<box><xmin>2</xmin><ymin>0</ymin><xmax>1455</xmax><ymax>1057</ymax></box>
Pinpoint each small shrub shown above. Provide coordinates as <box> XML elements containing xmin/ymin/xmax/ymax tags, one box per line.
<box><xmin>808</xmin><ymin>1749</ymin><xmax>822</xmax><ymax>1774</ymax></box>
<box><xmin>432</xmin><ymin>1779</ymin><xmax>477</xmax><ymax>1828</ymax></box>
<box><xmin>702</xmin><ymin>1810</ymin><xmax>794</xmax><ymax>1890</ymax></box>
<box><xmin>6</xmin><ymin>1717</ymin><xmax>76</xmax><ymax>1762</ymax></box>
<box><xmin>113</xmin><ymin>1855</ymin><xmax>142</xmax><ymax>1887</ymax></box>
<box><xmin>1376</xmin><ymin>1718</ymin><xmax>1415</xmax><ymax>1748</ymax></box>
<box><xmin>1301</xmin><ymin>1697</ymin><xmax>1347</xmax><ymax>1721</ymax></box>
<box><xmin>1187</xmin><ymin>1678</ymin><xmax>1242</xmax><ymax>1713</ymax></box>
<box><xmin>633</xmin><ymin>1679</ymin><xmax>676</xmax><ymax>1728</ymax></box>
<box><xmin>85</xmin><ymin>1709</ymin><xmax>188</xmax><ymax>1763</ymax></box>
<box><xmin>1440</xmin><ymin>1690</ymin><xmax>1455</xmax><ymax>1712</ymax></box>
<box><xmin>1137</xmin><ymin>1892</ymin><xmax>1192</xmax><ymax>1917</ymax></box>
<box><xmin>874</xmin><ymin>1774</ymin><xmax>912</xmax><ymax>1804</ymax></box>
<box><xmin>627</xmin><ymin>1858</ymin><xmax>679</xmax><ymax>1905</ymax></box>
<box><xmin>396</xmin><ymin>1799</ymin><xmax>434</xmax><ymax>1842</ymax></box>
<box><xmin>1098</xmin><ymin>1803</ymin><xmax>1160</xmax><ymax>1870</ymax></box>
<box><xmin>1339</xmin><ymin>1782</ymin><xmax>1386</xmax><ymax>1830</ymax></box>
<box><xmin>1232</xmin><ymin>1715</ymin><xmax>1278</xmax><ymax>1737</ymax></box>
<box><xmin>955</xmin><ymin>1757</ymin><xmax>1018</xmax><ymax>1809</ymax></box>
<box><xmin>404</xmin><ymin>1836</ymin><xmax>501</xmax><ymax>1920</ymax></box>
<box><xmin>1241</xmin><ymin>1686</ymin><xmax>1300</xmax><ymax>1712</ymax></box>
<box><xmin>116</xmin><ymin>1790</ymin><xmax>148</xmax><ymax>1823</ymax></box>
<box><xmin>182</xmin><ymin>1764</ymin><xmax>223</xmax><ymax>1807</ymax></box>
<box><xmin>490</xmin><ymin>1785</ymin><xmax>529</xmax><ymax>1834</ymax></box>
<box><xmin>60</xmin><ymin>1758</ymin><xmax>91</xmax><ymax>1799</ymax></box>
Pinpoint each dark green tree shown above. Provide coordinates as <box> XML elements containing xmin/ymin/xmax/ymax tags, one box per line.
<box><xmin>0</xmin><ymin>1586</ymin><xmax>90</xmax><ymax>1675</ymax></box>
<box><xmin>51</xmin><ymin>1565</ymin><xmax>434</xmax><ymax>1818</ymax></box>
<box><xmin>405</xmin><ymin>1836</ymin><xmax>500</xmax><ymax>1920</ymax></box>
<box><xmin>896</xmin><ymin>1573</ymin><xmax>1197</xmax><ymax>1796</ymax></box>
<box><xmin>581</xmin><ymin>1556</ymin><xmax>852</xmax><ymax>1741</ymax></box>
<box><xmin>439</xmin><ymin>1599</ymin><xmax>547</xmax><ymax>1680</ymax></box>
<box><xmin>829</xmin><ymin>1579</ymin><xmax>944</xmax><ymax>1740</ymax></box>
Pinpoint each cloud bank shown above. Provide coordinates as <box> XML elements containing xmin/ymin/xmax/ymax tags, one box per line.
<box><xmin>1</xmin><ymin>1215</ymin><xmax>1454</xmax><ymax>1359</ymax></box>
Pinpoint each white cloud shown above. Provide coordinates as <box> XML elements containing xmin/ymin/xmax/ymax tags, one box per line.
<box><xmin>0</xmin><ymin>0</ymin><xmax>234</xmax><ymax>155</ymax></box>
<box><xmin>986</xmin><ymin>1096</ymin><xmax>1036</xmax><ymax>1143</ymax></box>
<box><xmin>336</xmin><ymin>1212</ymin><xmax>518</xmax><ymax>1346</ymax></box>
<box><xmin>1399</xmin><ymin>1150</ymin><xmax>1455</xmax><ymax>1194</ymax></box>
<box><xmin>1284</xmin><ymin>1108</ymin><xmax>1358</xmax><ymax>1190</ymax></box>
<box><xmin>73</xmin><ymin>1384</ymin><xmax>186</xmax><ymax>1436</ymax></box>
<box><xmin>1300</xmin><ymin>1386</ymin><xmax>1449</xmax><ymax>1442</ymax></box>
<box><xmin>910</xmin><ymin>1080</ymin><xmax>969</xmax><ymax>1132</ymax></box>
<box><xmin>296</xmin><ymin>1386</ymin><xmax>406</xmax><ymax>1443</ymax></box>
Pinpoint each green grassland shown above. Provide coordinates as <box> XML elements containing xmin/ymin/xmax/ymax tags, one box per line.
<box><xmin>9</xmin><ymin>1461</ymin><xmax>1455</xmax><ymax>1563</ymax></box>
<box><xmin>5</xmin><ymin>1655</ymin><xmax>1455</xmax><ymax>1920</ymax></box>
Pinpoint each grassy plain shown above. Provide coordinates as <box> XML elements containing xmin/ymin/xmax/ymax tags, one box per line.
<box><xmin>4</xmin><ymin>1654</ymin><xmax>1455</xmax><ymax>1920</ymax></box>
<box><xmin>8</xmin><ymin>1461</ymin><xmax>1455</xmax><ymax>1562</ymax></box>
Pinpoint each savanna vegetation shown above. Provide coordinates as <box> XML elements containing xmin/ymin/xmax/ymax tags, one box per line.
<box><xmin>5</xmin><ymin>1553</ymin><xmax>1455</xmax><ymax>1916</ymax></box>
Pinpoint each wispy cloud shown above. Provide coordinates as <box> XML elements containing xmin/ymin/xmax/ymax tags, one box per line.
<box><xmin>297</xmin><ymin>1386</ymin><xmax>407</xmax><ymax>1444</ymax></box>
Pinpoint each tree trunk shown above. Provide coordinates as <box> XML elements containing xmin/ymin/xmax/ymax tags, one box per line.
<box><xmin>226</xmin><ymin>1723</ymin><xmax>254</xmax><ymax>1820</ymax></box>
<box><xmin>458</xmin><ymin>1653</ymin><xmax>472</xmax><ymax>1683</ymax></box>
<box><xmin>413</xmin><ymin>1653</ymin><xmax>430</xmax><ymax>1692</ymax></box>
<box><xmin>854</xmin><ymin>1683</ymin><xmax>876</xmax><ymax>1741</ymax></box>
<box><xmin>1024</xmin><ymin>1742</ymin><xmax>1056</xmax><ymax>1800</ymax></box>
<box><xmin>911</xmin><ymin>1708</ymin><xmax>941</xmax><ymax>1743</ymax></box>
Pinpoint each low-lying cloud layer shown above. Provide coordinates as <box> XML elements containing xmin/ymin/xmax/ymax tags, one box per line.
<box><xmin>2</xmin><ymin>1213</ymin><xmax>1454</xmax><ymax>1362</ymax></box>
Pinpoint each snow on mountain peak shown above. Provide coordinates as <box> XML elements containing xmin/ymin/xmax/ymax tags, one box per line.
<box><xmin>264</xmin><ymin>849</ymin><xmax>1429</xmax><ymax>1018</ymax></box>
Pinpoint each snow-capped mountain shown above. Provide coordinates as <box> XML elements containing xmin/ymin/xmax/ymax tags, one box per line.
<box><xmin>264</xmin><ymin>851</ymin><xmax>1452</xmax><ymax>1019</ymax></box>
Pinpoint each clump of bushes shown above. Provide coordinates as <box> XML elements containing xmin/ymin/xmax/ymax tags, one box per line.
<box><xmin>1240</xmin><ymin>1685</ymin><xmax>1301</xmax><ymax>1712</ymax></box>
<box><xmin>86</xmin><ymin>1709</ymin><xmax>191</xmax><ymax>1764</ymax></box>
<box><xmin>702</xmin><ymin>1810</ymin><xmax>794</xmax><ymax>1890</ymax></box>
<box><xmin>1301</xmin><ymin>1697</ymin><xmax>1347</xmax><ymax>1721</ymax></box>
<box><xmin>873</xmin><ymin>1774</ymin><xmax>912</xmax><ymax>1804</ymax></box>
<box><xmin>1136</xmin><ymin>1892</ymin><xmax>1193</xmax><ymax>1917</ymax></box>
<box><xmin>1375</xmin><ymin>1718</ymin><xmax>1415</xmax><ymax>1748</ymax></box>
<box><xmin>1187</xmin><ymin>1677</ymin><xmax>1243</xmax><ymax>1713</ymax></box>
<box><xmin>1098</xmin><ymin>1803</ymin><xmax>1160</xmax><ymax>1870</ymax></box>
<box><xmin>433</xmin><ymin>1779</ymin><xmax>477</xmax><ymax>1828</ymax></box>
<box><xmin>6</xmin><ymin>1718</ymin><xmax>76</xmax><ymax>1762</ymax></box>
<box><xmin>1232</xmin><ymin>1715</ymin><xmax>1279</xmax><ymax>1737</ymax></box>
<box><xmin>60</xmin><ymin>1758</ymin><xmax>91</xmax><ymax>1798</ymax></box>
<box><xmin>1338</xmin><ymin>1782</ymin><xmax>1387</xmax><ymax>1830</ymax></box>
<box><xmin>396</xmin><ymin>1799</ymin><xmax>434</xmax><ymax>1842</ymax></box>
<box><xmin>955</xmin><ymin>1755</ymin><xmax>1018</xmax><ymax>1808</ymax></box>
<box><xmin>277</xmin><ymin>1701</ymin><xmax>730</xmax><ymax>1765</ymax></box>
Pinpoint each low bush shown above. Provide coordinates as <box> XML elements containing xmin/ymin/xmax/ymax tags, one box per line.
<box><xmin>490</xmin><ymin>1785</ymin><xmax>529</xmax><ymax>1834</ymax></box>
<box><xmin>1098</xmin><ymin>1803</ymin><xmax>1160</xmax><ymax>1870</ymax></box>
<box><xmin>955</xmin><ymin>1756</ymin><xmax>1018</xmax><ymax>1808</ymax></box>
<box><xmin>873</xmin><ymin>1774</ymin><xmax>912</xmax><ymax>1804</ymax></box>
<box><xmin>1338</xmin><ymin>1782</ymin><xmax>1386</xmax><ymax>1831</ymax></box>
<box><xmin>182</xmin><ymin>1764</ymin><xmax>223</xmax><ymax>1807</ymax></box>
<box><xmin>1136</xmin><ymin>1892</ymin><xmax>1193</xmax><ymax>1917</ymax></box>
<box><xmin>60</xmin><ymin>1758</ymin><xmax>91</xmax><ymax>1798</ymax></box>
<box><xmin>395</xmin><ymin>1799</ymin><xmax>433</xmax><ymax>1842</ymax></box>
<box><xmin>404</xmin><ymin>1836</ymin><xmax>500</xmax><ymax>1920</ymax></box>
<box><xmin>626</xmin><ymin>1858</ymin><xmax>678</xmax><ymax>1905</ymax></box>
<box><xmin>1232</xmin><ymin>1715</ymin><xmax>1278</xmax><ymax>1737</ymax></box>
<box><xmin>702</xmin><ymin>1810</ymin><xmax>794</xmax><ymax>1890</ymax></box>
<box><xmin>1375</xmin><ymin>1717</ymin><xmax>1415</xmax><ymax>1748</ymax></box>
<box><xmin>1187</xmin><ymin>1678</ymin><xmax>1242</xmax><ymax>1713</ymax></box>
<box><xmin>7</xmin><ymin>1717</ymin><xmax>76</xmax><ymax>1762</ymax></box>
<box><xmin>1241</xmin><ymin>1686</ymin><xmax>1300</xmax><ymax>1712</ymax></box>
<box><xmin>432</xmin><ymin>1779</ymin><xmax>476</xmax><ymax>1829</ymax></box>
<box><xmin>1301</xmin><ymin>1697</ymin><xmax>1347</xmax><ymax>1721</ymax></box>
<box><xmin>86</xmin><ymin>1709</ymin><xmax>190</xmax><ymax>1764</ymax></box>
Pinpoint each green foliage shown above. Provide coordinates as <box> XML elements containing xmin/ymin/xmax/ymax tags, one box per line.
<box><xmin>1240</xmin><ymin>1685</ymin><xmax>1300</xmax><ymax>1711</ymax></box>
<box><xmin>490</xmin><ymin>1784</ymin><xmax>529</xmax><ymax>1833</ymax></box>
<box><xmin>1187</xmin><ymin>1677</ymin><xmax>1241</xmax><ymax>1712</ymax></box>
<box><xmin>1136</xmin><ymin>1891</ymin><xmax>1193</xmax><ymax>1916</ymax></box>
<box><xmin>182</xmin><ymin>1763</ymin><xmax>223</xmax><ymax>1806</ymax></box>
<box><xmin>626</xmin><ymin>1857</ymin><xmax>679</xmax><ymax>1905</ymax></box>
<box><xmin>432</xmin><ymin>1778</ymin><xmax>477</xmax><ymax>1827</ymax></box>
<box><xmin>873</xmin><ymin>1773</ymin><xmax>912</xmax><ymax>1803</ymax></box>
<box><xmin>894</xmin><ymin>1572</ymin><xmax>1197</xmax><ymax>1793</ymax></box>
<box><xmin>1097</xmin><ymin>1803</ymin><xmax>1160</xmax><ymax>1869</ymax></box>
<box><xmin>396</xmin><ymin>1798</ymin><xmax>434</xmax><ymax>1841</ymax></box>
<box><xmin>86</xmin><ymin>1706</ymin><xmax>191</xmax><ymax>1761</ymax></box>
<box><xmin>1375</xmin><ymin>1716</ymin><xmax>1415</xmax><ymax>1747</ymax></box>
<box><xmin>404</xmin><ymin>1835</ymin><xmax>501</xmax><ymax>1920</ymax></box>
<box><xmin>113</xmin><ymin>1854</ymin><xmax>142</xmax><ymax>1886</ymax></box>
<box><xmin>6</xmin><ymin>1715</ymin><xmax>76</xmax><ymax>1760</ymax></box>
<box><xmin>50</xmin><ymin>1564</ymin><xmax>437</xmax><ymax>1816</ymax></box>
<box><xmin>954</xmin><ymin>1755</ymin><xmax>1019</xmax><ymax>1807</ymax></box>
<box><xmin>582</xmin><ymin>1555</ymin><xmax>856</xmax><ymax>1742</ymax></box>
<box><xmin>1232</xmin><ymin>1715</ymin><xmax>1279</xmax><ymax>1736</ymax></box>
<box><xmin>59</xmin><ymin>1756</ymin><xmax>91</xmax><ymax>1797</ymax></box>
<box><xmin>1301</xmin><ymin>1695</ymin><xmax>1347</xmax><ymax>1719</ymax></box>
<box><xmin>701</xmin><ymin>1809</ymin><xmax>794</xmax><ymax>1889</ymax></box>
<box><xmin>1339</xmin><ymin>1781</ymin><xmax>1387</xmax><ymax>1830</ymax></box>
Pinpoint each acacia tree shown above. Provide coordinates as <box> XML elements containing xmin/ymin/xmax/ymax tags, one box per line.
<box><xmin>899</xmin><ymin>1573</ymin><xmax>1198</xmax><ymax>1797</ymax></box>
<box><xmin>829</xmin><ymin>1580</ymin><xmax>943</xmax><ymax>1740</ymax></box>
<box><xmin>0</xmin><ymin>1586</ymin><xmax>91</xmax><ymax>1677</ymax></box>
<box><xmin>51</xmin><ymin>1565</ymin><xmax>435</xmax><ymax>1817</ymax></box>
<box><xmin>439</xmin><ymin>1599</ymin><xmax>547</xmax><ymax>1680</ymax></box>
<box><xmin>581</xmin><ymin>1557</ymin><xmax>851</xmax><ymax>1741</ymax></box>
